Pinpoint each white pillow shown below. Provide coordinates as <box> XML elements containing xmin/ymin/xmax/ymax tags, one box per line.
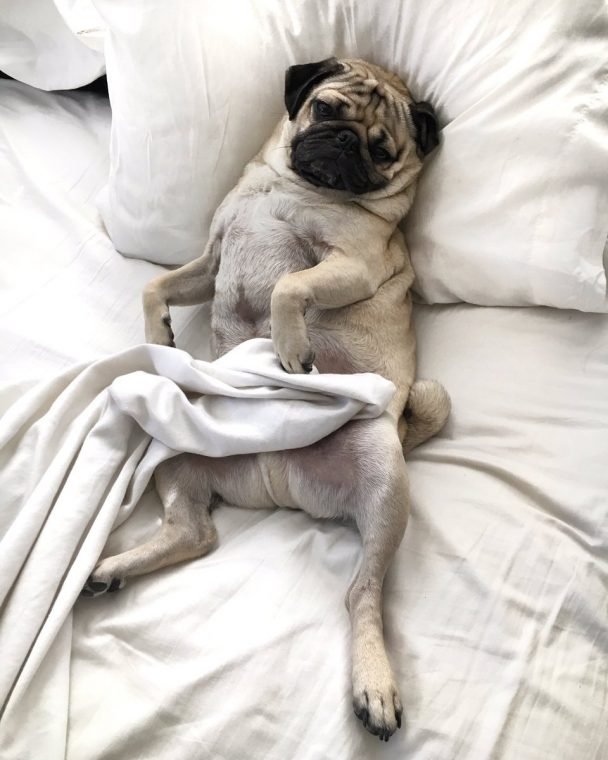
<box><xmin>0</xmin><ymin>0</ymin><xmax>105</xmax><ymax>90</ymax></box>
<box><xmin>94</xmin><ymin>0</ymin><xmax>608</xmax><ymax>311</ymax></box>
<box><xmin>404</xmin><ymin>1</ymin><xmax>608</xmax><ymax>311</ymax></box>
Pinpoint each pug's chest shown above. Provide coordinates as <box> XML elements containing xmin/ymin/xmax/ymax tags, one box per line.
<box><xmin>210</xmin><ymin>194</ymin><xmax>326</xmax><ymax>356</ymax></box>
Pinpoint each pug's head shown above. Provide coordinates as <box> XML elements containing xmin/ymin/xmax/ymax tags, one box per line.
<box><xmin>284</xmin><ymin>57</ymin><xmax>439</xmax><ymax>197</ymax></box>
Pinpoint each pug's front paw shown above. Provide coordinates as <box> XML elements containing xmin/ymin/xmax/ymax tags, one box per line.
<box><xmin>145</xmin><ymin>313</ymin><xmax>175</xmax><ymax>348</ymax></box>
<box><xmin>272</xmin><ymin>319</ymin><xmax>315</xmax><ymax>373</ymax></box>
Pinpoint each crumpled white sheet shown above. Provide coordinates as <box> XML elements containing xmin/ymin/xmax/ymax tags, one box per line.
<box><xmin>0</xmin><ymin>338</ymin><xmax>394</xmax><ymax>752</ymax></box>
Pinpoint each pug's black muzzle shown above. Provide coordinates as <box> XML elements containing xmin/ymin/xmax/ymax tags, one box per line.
<box><xmin>291</xmin><ymin>125</ymin><xmax>385</xmax><ymax>194</ymax></box>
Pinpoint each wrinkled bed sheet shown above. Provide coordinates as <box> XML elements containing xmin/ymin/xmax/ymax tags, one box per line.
<box><xmin>1</xmin><ymin>81</ymin><xmax>606</xmax><ymax>760</ymax></box>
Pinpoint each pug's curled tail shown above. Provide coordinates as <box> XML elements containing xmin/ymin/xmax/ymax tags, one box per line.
<box><xmin>403</xmin><ymin>380</ymin><xmax>450</xmax><ymax>455</ymax></box>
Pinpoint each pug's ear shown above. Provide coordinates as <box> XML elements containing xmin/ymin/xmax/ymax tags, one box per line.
<box><xmin>409</xmin><ymin>101</ymin><xmax>440</xmax><ymax>156</ymax></box>
<box><xmin>284</xmin><ymin>57</ymin><xmax>343</xmax><ymax>120</ymax></box>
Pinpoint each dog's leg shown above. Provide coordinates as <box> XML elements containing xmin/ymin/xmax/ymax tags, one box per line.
<box><xmin>282</xmin><ymin>418</ymin><xmax>408</xmax><ymax>740</ymax></box>
<box><xmin>271</xmin><ymin>251</ymin><xmax>393</xmax><ymax>373</ymax></box>
<box><xmin>347</xmin><ymin>451</ymin><xmax>408</xmax><ymax>742</ymax></box>
<box><xmin>143</xmin><ymin>240</ymin><xmax>220</xmax><ymax>346</ymax></box>
<box><xmin>83</xmin><ymin>455</ymin><xmax>217</xmax><ymax>596</ymax></box>
<box><xmin>83</xmin><ymin>452</ymin><xmax>273</xmax><ymax>597</ymax></box>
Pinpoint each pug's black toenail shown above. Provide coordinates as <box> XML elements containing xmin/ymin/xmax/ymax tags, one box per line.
<box><xmin>302</xmin><ymin>350</ymin><xmax>315</xmax><ymax>373</ymax></box>
<box><xmin>81</xmin><ymin>577</ymin><xmax>109</xmax><ymax>597</ymax></box>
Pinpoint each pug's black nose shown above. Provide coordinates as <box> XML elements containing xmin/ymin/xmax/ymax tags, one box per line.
<box><xmin>336</xmin><ymin>130</ymin><xmax>358</xmax><ymax>148</ymax></box>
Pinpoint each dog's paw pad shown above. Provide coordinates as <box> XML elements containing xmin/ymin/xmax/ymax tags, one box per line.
<box><xmin>81</xmin><ymin>576</ymin><xmax>125</xmax><ymax>598</ymax></box>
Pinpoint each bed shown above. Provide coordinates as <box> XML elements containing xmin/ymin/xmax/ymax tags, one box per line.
<box><xmin>1</xmin><ymin>3</ymin><xmax>607</xmax><ymax>759</ymax></box>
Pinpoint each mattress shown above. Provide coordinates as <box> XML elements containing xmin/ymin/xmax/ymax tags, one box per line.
<box><xmin>1</xmin><ymin>80</ymin><xmax>607</xmax><ymax>760</ymax></box>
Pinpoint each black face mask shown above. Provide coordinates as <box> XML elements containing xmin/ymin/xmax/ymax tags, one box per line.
<box><xmin>291</xmin><ymin>125</ymin><xmax>386</xmax><ymax>195</ymax></box>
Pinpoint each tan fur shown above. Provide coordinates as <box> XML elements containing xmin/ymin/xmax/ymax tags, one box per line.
<box><xmin>89</xmin><ymin>58</ymin><xmax>450</xmax><ymax>741</ymax></box>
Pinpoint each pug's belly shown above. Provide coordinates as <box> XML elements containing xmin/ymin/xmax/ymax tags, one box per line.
<box><xmin>211</xmin><ymin>279</ymin><xmax>272</xmax><ymax>354</ymax></box>
<box><xmin>211</xmin><ymin>220</ymin><xmax>300</xmax><ymax>355</ymax></box>
<box><xmin>209</xmin><ymin>200</ymin><xmax>394</xmax><ymax>375</ymax></box>
<box><xmin>210</xmin><ymin>244</ymin><xmax>361</xmax><ymax>373</ymax></box>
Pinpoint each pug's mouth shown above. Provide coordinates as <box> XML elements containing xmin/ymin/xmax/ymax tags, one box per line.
<box><xmin>295</xmin><ymin>160</ymin><xmax>349</xmax><ymax>190</ymax></box>
<box><xmin>290</xmin><ymin>127</ymin><xmax>385</xmax><ymax>195</ymax></box>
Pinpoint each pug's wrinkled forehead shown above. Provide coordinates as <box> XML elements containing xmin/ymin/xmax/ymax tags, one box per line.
<box><xmin>284</xmin><ymin>57</ymin><xmax>439</xmax><ymax>158</ymax></box>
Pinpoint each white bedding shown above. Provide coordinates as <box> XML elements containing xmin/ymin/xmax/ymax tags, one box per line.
<box><xmin>1</xmin><ymin>81</ymin><xmax>607</xmax><ymax>760</ymax></box>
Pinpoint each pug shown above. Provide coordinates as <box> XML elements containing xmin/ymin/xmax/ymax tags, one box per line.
<box><xmin>87</xmin><ymin>57</ymin><xmax>450</xmax><ymax>741</ymax></box>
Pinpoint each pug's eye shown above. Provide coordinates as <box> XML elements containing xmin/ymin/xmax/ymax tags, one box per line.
<box><xmin>312</xmin><ymin>100</ymin><xmax>334</xmax><ymax>120</ymax></box>
<box><xmin>371</xmin><ymin>145</ymin><xmax>393</xmax><ymax>164</ymax></box>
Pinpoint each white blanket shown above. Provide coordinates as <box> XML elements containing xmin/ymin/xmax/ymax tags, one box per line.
<box><xmin>0</xmin><ymin>338</ymin><xmax>394</xmax><ymax>748</ymax></box>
